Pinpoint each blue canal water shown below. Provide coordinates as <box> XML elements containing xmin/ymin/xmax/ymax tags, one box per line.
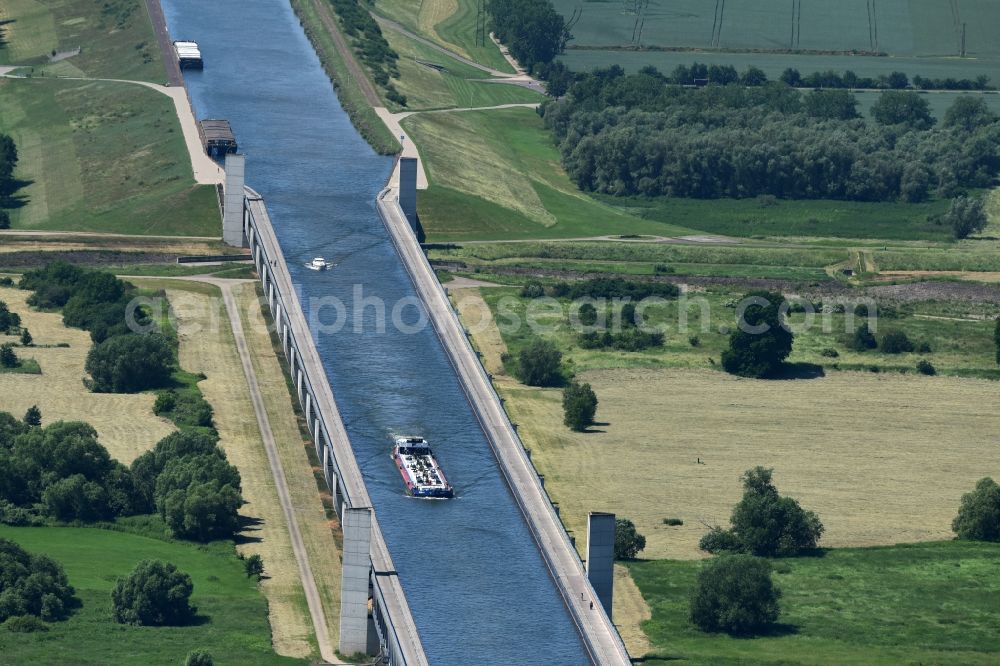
<box><xmin>158</xmin><ymin>0</ymin><xmax>588</xmax><ymax>662</ymax></box>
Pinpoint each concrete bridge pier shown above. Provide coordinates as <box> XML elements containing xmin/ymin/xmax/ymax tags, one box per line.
<box><xmin>341</xmin><ymin>507</ymin><xmax>374</xmax><ymax>656</ymax></box>
<box><xmin>223</xmin><ymin>154</ymin><xmax>246</xmax><ymax>247</ymax></box>
<box><xmin>587</xmin><ymin>512</ymin><xmax>616</xmax><ymax>618</ymax></box>
<box><xmin>398</xmin><ymin>157</ymin><xmax>418</xmax><ymax>232</ymax></box>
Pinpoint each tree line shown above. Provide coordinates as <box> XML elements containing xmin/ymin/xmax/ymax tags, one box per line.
<box><xmin>486</xmin><ymin>0</ymin><xmax>569</xmax><ymax>72</ymax></box>
<box><xmin>542</xmin><ymin>66</ymin><xmax>1000</xmax><ymax>204</ymax></box>
<box><xmin>0</xmin><ymin>133</ymin><xmax>18</xmax><ymax>229</ymax></box>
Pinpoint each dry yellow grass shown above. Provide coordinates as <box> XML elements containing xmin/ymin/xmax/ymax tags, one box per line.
<box><xmin>450</xmin><ymin>287</ymin><xmax>507</xmax><ymax>373</ymax></box>
<box><xmin>234</xmin><ymin>282</ymin><xmax>343</xmax><ymax>651</ymax></box>
<box><xmin>154</xmin><ymin>282</ymin><xmax>316</xmax><ymax>659</ymax></box>
<box><xmin>612</xmin><ymin>564</ymin><xmax>651</xmax><ymax>657</ymax></box>
<box><xmin>419</xmin><ymin>0</ymin><xmax>462</xmax><ymax>54</ymax></box>
<box><xmin>0</xmin><ymin>286</ymin><xmax>174</xmax><ymax>462</ymax></box>
<box><xmin>504</xmin><ymin>367</ymin><xmax>1000</xmax><ymax>561</ymax></box>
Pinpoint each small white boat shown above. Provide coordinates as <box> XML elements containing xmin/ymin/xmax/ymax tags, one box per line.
<box><xmin>305</xmin><ymin>257</ymin><xmax>331</xmax><ymax>271</ymax></box>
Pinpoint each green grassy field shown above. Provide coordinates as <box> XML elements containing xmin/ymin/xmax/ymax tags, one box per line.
<box><xmin>383</xmin><ymin>26</ymin><xmax>542</xmax><ymax>110</ymax></box>
<box><xmin>372</xmin><ymin>0</ymin><xmax>514</xmax><ymax>73</ymax></box>
<box><xmin>0</xmin><ymin>0</ymin><xmax>165</xmax><ymax>81</ymax></box>
<box><xmin>0</xmin><ymin>78</ymin><xmax>218</xmax><ymax>235</ymax></box>
<box><xmin>629</xmin><ymin>542</ymin><xmax>1000</xmax><ymax>665</ymax></box>
<box><xmin>0</xmin><ymin>524</ymin><xmax>301</xmax><ymax>665</ymax></box>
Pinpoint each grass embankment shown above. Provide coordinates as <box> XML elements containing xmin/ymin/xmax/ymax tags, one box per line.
<box><xmin>0</xmin><ymin>284</ymin><xmax>174</xmax><ymax>462</ymax></box>
<box><xmin>629</xmin><ymin>541</ymin><xmax>1000</xmax><ymax>665</ymax></box>
<box><xmin>382</xmin><ymin>26</ymin><xmax>542</xmax><ymax>110</ymax></box>
<box><xmin>0</xmin><ymin>0</ymin><xmax>165</xmax><ymax>81</ymax></box>
<box><xmin>289</xmin><ymin>0</ymin><xmax>399</xmax><ymax>154</ymax></box>
<box><xmin>0</xmin><ymin>77</ymin><xmax>218</xmax><ymax>235</ymax></box>
<box><xmin>0</xmin><ymin>525</ymin><xmax>302</xmax><ymax>666</ymax></box>
<box><xmin>372</xmin><ymin>0</ymin><xmax>514</xmax><ymax>73</ymax></box>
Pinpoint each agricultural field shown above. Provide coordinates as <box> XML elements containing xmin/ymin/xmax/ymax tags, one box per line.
<box><xmin>0</xmin><ymin>525</ymin><xmax>302</xmax><ymax>665</ymax></box>
<box><xmin>0</xmin><ymin>77</ymin><xmax>218</xmax><ymax>235</ymax></box>
<box><xmin>0</xmin><ymin>0</ymin><xmax>165</xmax><ymax>81</ymax></box>
<box><xmin>554</xmin><ymin>0</ymin><xmax>1000</xmax><ymax>58</ymax></box>
<box><xmin>630</xmin><ymin>541</ymin><xmax>1000</xmax><ymax>664</ymax></box>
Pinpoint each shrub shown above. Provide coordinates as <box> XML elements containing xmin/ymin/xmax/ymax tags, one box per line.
<box><xmin>820</xmin><ymin>348</ymin><xmax>839</xmax><ymax>358</ymax></box>
<box><xmin>4</xmin><ymin>615</ymin><xmax>49</xmax><ymax>633</ymax></box>
<box><xmin>952</xmin><ymin>477</ymin><xmax>1000</xmax><ymax>542</ymax></box>
<box><xmin>690</xmin><ymin>555</ymin><xmax>781</xmax><ymax>635</ymax></box>
<box><xmin>19</xmin><ymin>329</ymin><xmax>32</xmax><ymax>346</ymax></box>
<box><xmin>85</xmin><ymin>333</ymin><xmax>173</xmax><ymax>393</ymax></box>
<box><xmin>688</xmin><ymin>336</ymin><xmax>700</xmax><ymax>347</ymax></box>
<box><xmin>0</xmin><ymin>210</ymin><xmax>9</xmax><ymax>230</ymax></box>
<box><xmin>520</xmin><ymin>281</ymin><xmax>545</xmax><ymax>298</ymax></box>
<box><xmin>517</xmin><ymin>339</ymin><xmax>562</xmax><ymax>387</ymax></box>
<box><xmin>698</xmin><ymin>527</ymin><xmax>742</xmax><ymax>554</ymax></box>
<box><xmin>562</xmin><ymin>381</ymin><xmax>597</xmax><ymax>431</ymax></box>
<box><xmin>849</xmin><ymin>324</ymin><xmax>878</xmax><ymax>351</ymax></box>
<box><xmin>153</xmin><ymin>390</ymin><xmax>214</xmax><ymax>428</ymax></box>
<box><xmin>880</xmin><ymin>330</ymin><xmax>914</xmax><ymax>354</ymax></box>
<box><xmin>916</xmin><ymin>341</ymin><xmax>932</xmax><ymax>354</ymax></box>
<box><xmin>653</xmin><ymin>263</ymin><xmax>674</xmax><ymax>274</ymax></box>
<box><xmin>244</xmin><ymin>554</ymin><xmax>264</xmax><ymax>579</ymax></box>
<box><xmin>614</xmin><ymin>518</ymin><xmax>646</xmax><ymax>560</ymax></box>
<box><xmin>112</xmin><ymin>559</ymin><xmax>196</xmax><ymax>626</ymax></box>
<box><xmin>0</xmin><ymin>538</ymin><xmax>77</xmax><ymax>623</ymax></box>
<box><xmin>578</xmin><ymin>303</ymin><xmax>598</xmax><ymax>327</ymax></box>
<box><xmin>663</xmin><ymin>517</ymin><xmax>684</xmax><ymax>526</ymax></box>
<box><xmin>153</xmin><ymin>391</ymin><xmax>177</xmax><ymax>414</ymax></box>
<box><xmin>721</xmin><ymin>291</ymin><xmax>793</xmax><ymax>378</ymax></box>
<box><xmin>916</xmin><ymin>359</ymin><xmax>936</xmax><ymax>376</ymax></box>
<box><xmin>186</xmin><ymin>651</ymin><xmax>214</xmax><ymax>666</ymax></box>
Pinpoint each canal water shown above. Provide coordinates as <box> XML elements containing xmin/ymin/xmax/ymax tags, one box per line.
<box><xmin>159</xmin><ymin>0</ymin><xmax>588</xmax><ymax>662</ymax></box>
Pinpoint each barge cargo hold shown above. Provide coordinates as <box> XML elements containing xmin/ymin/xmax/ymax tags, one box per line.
<box><xmin>393</xmin><ymin>437</ymin><xmax>453</xmax><ymax>499</ymax></box>
<box><xmin>197</xmin><ymin>119</ymin><xmax>238</xmax><ymax>159</ymax></box>
<box><xmin>173</xmin><ymin>40</ymin><xmax>203</xmax><ymax>69</ymax></box>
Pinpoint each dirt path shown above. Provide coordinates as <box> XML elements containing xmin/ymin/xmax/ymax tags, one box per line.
<box><xmin>214</xmin><ymin>279</ymin><xmax>341</xmax><ymax>664</ymax></box>
<box><xmin>310</xmin><ymin>0</ymin><xmax>382</xmax><ymax>107</ymax></box>
<box><xmin>142</xmin><ymin>0</ymin><xmax>183</xmax><ymax>86</ymax></box>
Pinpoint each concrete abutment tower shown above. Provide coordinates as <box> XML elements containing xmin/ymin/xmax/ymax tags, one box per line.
<box><xmin>587</xmin><ymin>512</ymin><xmax>615</xmax><ymax>618</ymax></box>
<box><xmin>223</xmin><ymin>153</ymin><xmax>246</xmax><ymax>247</ymax></box>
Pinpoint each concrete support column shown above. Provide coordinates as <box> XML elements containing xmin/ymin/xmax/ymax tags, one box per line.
<box><xmin>314</xmin><ymin>419</ymin><xmax>322</xmax><ymax>458</ymax></box>
<box><xmin>587</xmin><ymin>512</ymin><xmax>616</xmax><ymax>618</ymax></box>
<box><xmin>223</xmin><ymin>154</ymin><xmax>246</xmax><ymax>247</ymax></box>
<box><xmin>398</xmin><ymin>157</ymin><xmax>418</xmax><ymax>232</ymax></box>
<box><xmin>304</xmin><ymin>392</ymin><xmax>313</xmax><ymax>428</ymax></box>
<box><xmin>295</xmin><ymin>365</ymin><xmax>304</xmax><ymax>405</ymax></box>
<box><xmin>340</xmin><ymin>507</ymin><xmax>373</xmax><ymax>656</ymax></box>
<box><xmin>282</xmin><ymin>323</ymin><xmax>290</xmax><ymax>358</ymax></box>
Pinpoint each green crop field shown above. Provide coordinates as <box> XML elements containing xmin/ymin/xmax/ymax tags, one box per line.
<box><xmin>629</xmin><ymin>542</ymin><xmax>1000</xmax><ymax>665</ymax></box>
<box><xmin>555</xmin><ymin>0</ymin><xmax>1000</xmax><ymax>57</ymax></box>
<box><xmin>0</xmin><ymin>77</ymin><xmax>218</xmax><ymax>235</ymax></box>
<box><xmin>0</xmin><ymin>524</ymin><xmax>301</xmax><ymax>665</ymax></box>
<box><xmin>0</xmin><ymin>0</ymin><xmax>166</xmax><ymax>81</ymax></box>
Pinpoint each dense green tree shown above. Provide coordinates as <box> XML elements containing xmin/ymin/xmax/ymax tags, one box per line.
<box><xmin>0</xmin><ymin>301</ymin><xmax>20</xmax><ymax>333</ymax></box>
<box><xmin>0</xmin><ymin>538</ymin><xmax>76</xmax><ymax>623</ymax></box>
<box><xmin>886</xmin><ymin>71</ymin><xmax>909</xmax><ymax>89</ymax></box>
<box><xmin>244</xmin><ymin>554</ymin><xmax>264</xmax><ymax>579</ymax></box>
<box><xmin>487</xmin><ymin>0</ymin><xmax>568</xmax><ymax>71</ymax></box>
<box><xmin>803</xmin><ymin>89</ymin><xmax>859</xmax><ymax>120</ymax></box>
<box><xmin>578</xmin><ymin>302</ymin><xmax>598</xmax><ymax>327</ymax></box>
<box><xmin>870</xmin><ymin>91</ymin><xmax>935</xmax><ymax>129</ymax></box>
<box><xmin>721</xmin><ymin>291</ymin><xmax>793</xmax><ymax>379</ymax></box>
<box><xmin>85</xmin><ymin>333</ymin><xmax>173</xmax><ymax>393</ymax></box>
<box><xmin>952</xmin><ymin>477</ymin><xmax>1000</xmax><ymax>542</ymax></box>
<box><xmin>614</xmin><ymin>517</ymin><xmax>646</xmax><ymax>560</ymax></box>
<box><xmin>740</xmin><ymin>66</ymin><xmax>768</xmax><ymax>87</ymax></box>
<box><xmin>22</xmin><ymin>406</ymin><xmax>40</xmax><ymax>427</ymax></box>
<box><xmin>562</xmin><ymin>381</ymin><xmax>597</xmax><ymax>431</ymax></box>
<box><xmin>944</xmin><ymin>96</ymin><xmax>997</xmax><ymax>132</ymax></box>
<box><xmin>702</xmin><ymin>467</ymin><xmax>823</xmax><ymax>557</ymax></box>
<box><xmin>111</xmin><ymin>559</ymin><xmax>196</xmax><ymax>626</ymax></box>
<box><xmin>19</xmin><ymin>328</ymin><xmax>31</xmax><ymax>346</ymax></box>
<box><xmin>517</xmin><ymin>339</ymin><xmax>562</xmax><ymax>386</ymax></box>
<box><xmin>0</xmin><ymin>210</ymin><xmax>9</xmax><ymax>230</ymax></box>
<box><xmin>690</xmin><ymin>555</ymin><xmax>781</xmax><ymax>635</ymax></box>
<box><xmin>849</xmin><ymin>324</ymin><xmax>878</xmax><ymax>351</ymax></box>
<box><xmin>0</xmin><ymin>343</ymin><xmax>17</xmax><ymax>368</ymax></box>
<box><xmin>160</xmin><ymin>481</ymin><xmax>242</xmax><ymax>542</ymax></box>
<box><xmin>946</xmin><ymin>195</ymin><xmax>988</xmax><ymax>239</ymax></box>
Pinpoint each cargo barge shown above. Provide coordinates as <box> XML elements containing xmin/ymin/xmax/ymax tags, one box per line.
<box><xmin>393</xmin><ymin>436</ymin><xmax>453</xmax><ymax>499</ymax></box>
<box><xmin>173</xmin><ymin>40</ymin><xmax>203</xmax><ymax>69</ymax></box>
